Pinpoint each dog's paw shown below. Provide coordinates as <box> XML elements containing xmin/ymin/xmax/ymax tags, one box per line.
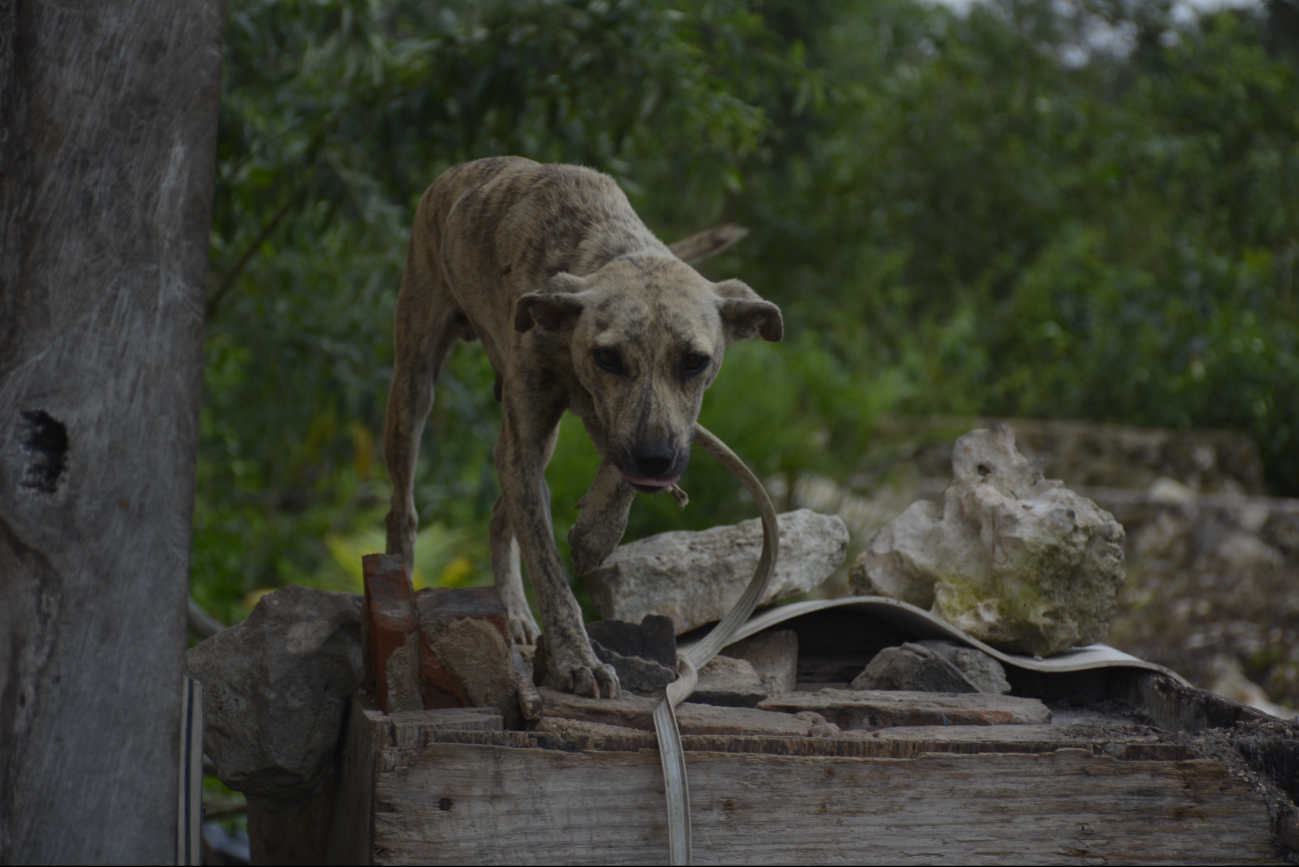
<box><xmin>564</xmin><ymin>661</ymin><xmax>621</xmax><ymax>700</ymax></box>
<box><xmin>549</xmin><ymin>650</ymin><xmax>621</xmax><ymax>699</ymax></box>
<box><xmin>508</xmin><ymin>608</ymin><xmax>541</xmax><ymax>646</ymax></box>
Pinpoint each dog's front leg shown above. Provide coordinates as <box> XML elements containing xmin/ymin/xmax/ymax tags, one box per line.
<box><xmin>568</xmin><ymin>459</ymin><xmax>636</xmax><ymax>576</ymax></box>
<box><xmin>496</xmin><ymin>404</ymin><xmax>620</xmax><ymax>698</ymax></box>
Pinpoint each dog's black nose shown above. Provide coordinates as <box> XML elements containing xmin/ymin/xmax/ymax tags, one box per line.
<box><xmin>632</xmin><ymin>443</ymin><xmax>676</xmax><ymax>478</ymax></box>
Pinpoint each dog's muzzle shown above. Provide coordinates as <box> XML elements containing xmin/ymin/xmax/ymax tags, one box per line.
<box><xmin>623</xmin><ymin>442</ymin><xmax>685</xmax><ymax>492</ymax></box>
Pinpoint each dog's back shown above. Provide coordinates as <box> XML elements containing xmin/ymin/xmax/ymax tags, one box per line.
<box><xmin>423</xmin><ymin>159</ymin><xmax>671</xmax><ymax>318</ymax></box>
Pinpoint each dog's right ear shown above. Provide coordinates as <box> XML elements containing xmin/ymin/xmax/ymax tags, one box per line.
<box><xmin>514</xmin><ymin>272</ymin><xmax>589</xmax><ymax>333</ymax></box>
<box><xmin>713</xmin><ymin>279</ymin><xmax>784</xmax><ymax>343</ymax></box>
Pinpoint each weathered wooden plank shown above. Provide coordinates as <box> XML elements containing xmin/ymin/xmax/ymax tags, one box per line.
<box><xmin>860</xmin><ymin>723</ymin><xmax>1192</xmax><ymax>756</ymax></box>
<box><xmin>371</xmin><ymin>742</ymin><xmax>1278</xmax><ymax>865</ymax></box>
<box><xmin>412</xmin><ymin>725</ymin><xmax>1206</xmax><ymax>761</ymax></box>
<box><xmin>1114</xmin><ymin>671</ymin><xmax>1275</xmax><ymax>733</ymax></box>
<box><xmin>539</xmin><ymin>686</ymin><xmax>835</xmax><ymax>737</ymax></box>
<box><xmin>323</xmin><ymin>697</ymin><xmax>386</xmax><ymax>866</ymax></box>
<box><xmin>513</xmin><ymin>647</ymin><xmax>544</xmax><ymax>721</ymax></box>
<box><xmin>390</xmin><ymin>707</ymin><xmax>503</xmax><ymax>747</ymax></box>
<box><xmin>759</xmin><ymin>688</ymin><xmax>1053</xmax><ymax>729</ymax></box>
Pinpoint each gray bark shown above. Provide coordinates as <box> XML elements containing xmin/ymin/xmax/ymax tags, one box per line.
<box><xmin>0</xmin><ymin>2</ymin><xmax>225</xmax><ymax>863</ymax></box>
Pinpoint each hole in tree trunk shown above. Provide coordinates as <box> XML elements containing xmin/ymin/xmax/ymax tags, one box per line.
<box><xmin>19</xmin><ymin>410</ymin><xmax>68</xmax><ymax>493</ymax></box>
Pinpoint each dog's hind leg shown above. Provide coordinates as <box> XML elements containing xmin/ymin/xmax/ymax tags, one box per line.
<box><xmin>568</xmin><ymin>459</ymin><xmax>636</xmax><ymax>576</ymax></box>
<box><xmin>488</xmin><ymin>415</ymin><xmax>558</xmax><ymax>645</ymax></box>
<box><xmin>383</xmin><ymin>222</ymin><xmax>466</xmax><ymax>576</ymax></box>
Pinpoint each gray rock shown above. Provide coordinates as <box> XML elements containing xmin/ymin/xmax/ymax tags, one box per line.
<box><xmin>532</xmin><ymin>632</ymin><xmax>677</xmax><ymax>696</ymax></box>
<box><xmin>915</xmin><ymin>639</ymin><xmax>1012</xmax><ymax>695</ymax></box>
<box><xmin>851</xmin><ymin>424</ymin><xmax>1126</xmax><ymax>657</ymax></box>
<box><xmin>185</xmin><ymin>585</ymin><xmax>363</xmax><ymax>804</ymax></box>
<box><xmin>692</xmin><ymin>655</ymin><xmax>768</xmax><ymax>707</ymax></box>
<box><xmin>590</xmin><ymin>640</ymin><xmax>678</xmax><ymax>695</ymax></box>
<box><xmin>586</xmin><ymin>509</ymin><xmax>850</xmax><ymax>635</ymax></box>
<box><xmin>850</xmin><ymin>643</ymin><xmax>978</xmax><ymax>693</ymax></box>
<box><xmin>585</xmin><ymin>615</ymin><xmax>676</xmax><ymax>668</ymax></box>
<box><xmin>722</xmin><ymin>629</ymin><xmax>799</xmax><ymax>697</ymax></box>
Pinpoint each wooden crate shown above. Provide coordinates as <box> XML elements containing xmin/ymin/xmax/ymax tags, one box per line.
<box><xmin>254</xmin><ymin>664</ymin><xmax>1296</xmax><ymax>866</ymax></box>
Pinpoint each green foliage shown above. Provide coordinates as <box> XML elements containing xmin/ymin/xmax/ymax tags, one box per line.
<box><xmin>194</xmin><ymin>0</ymin><xmax>1299</xmax><ymax>627</ymax></box>
<box><xmin>733</xmin><ymin>0</ymin><xmax>1299</xmax><ymax>491</ymax></box>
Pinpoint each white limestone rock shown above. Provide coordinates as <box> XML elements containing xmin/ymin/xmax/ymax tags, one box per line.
<box><xmin>585</xmin><ymin>509</ymin><xmax>849</xmax><ymax>635</ymax></box>
<box><xmin>850</xmin><ymin>424</ymin><xmax>1125</xmax><ymax>657</ymax></box>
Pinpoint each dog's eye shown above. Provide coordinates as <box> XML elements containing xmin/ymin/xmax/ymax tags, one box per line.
<box><xmin>594</xmin><ymin>348</ymin><xmax>622</xmax><ymax>373</ymax></box>
<box><xmin>683</xmin><ymin>353</ymin><xmax>710</xmax><ymax>373</ymax></box>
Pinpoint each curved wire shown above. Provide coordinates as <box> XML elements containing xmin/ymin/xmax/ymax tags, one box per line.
<box><xmin>651</xmin><ymin>422</ymin><xmax>781</xmax><ymax>865</ymax></box>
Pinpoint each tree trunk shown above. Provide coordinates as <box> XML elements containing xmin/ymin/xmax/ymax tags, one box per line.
<box><xmin>0</xmin><ymin>2</ymin><xmax>225</xmax><ymax>862</ymax></box>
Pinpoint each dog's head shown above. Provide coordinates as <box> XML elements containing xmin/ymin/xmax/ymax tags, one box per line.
<box><xmin>514</xmin><ymin>256</ymin><xmax>782</xmax><ymax>492</ymax></box>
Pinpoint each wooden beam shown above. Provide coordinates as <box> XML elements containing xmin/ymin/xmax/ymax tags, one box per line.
<box><xmin>372</xmin><ymin>741</ymin><xmax>1276</xmax><ymax>865</ymax></box>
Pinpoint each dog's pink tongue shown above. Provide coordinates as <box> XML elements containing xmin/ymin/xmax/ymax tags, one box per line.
<box><xmin>623</xmin><ymin>475</ymin><xmax>679</xmax><ymax>488</ymax></box>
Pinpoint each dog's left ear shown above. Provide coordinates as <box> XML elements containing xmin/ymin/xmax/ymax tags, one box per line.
<box><xmin>515</xmin><ymin>272</ymin><xmax>589</xmax><ymax>333</ymax></box>
<box><xmin>713</xmin><ymin>279</ymin><xmax>783</xmax><ymax>343</ymax></box>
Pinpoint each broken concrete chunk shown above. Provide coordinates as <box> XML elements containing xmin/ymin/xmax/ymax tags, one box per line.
<box><xmin>850</xmin><ymin>643</ymin><xmax>978</xmax><ymax>694</ymax></box>
<box><xmin>723</xmin><ymin>629</ymin><xmax>799</xmax><ymax>697</ymax></box>
<box><xmin>850</xmin><ymin>424</ymin><xmax>1125</xmax><ymax>657</ymax></box>
<box><xmin>185</xmin><ymin>585</ymin><xmax>364</xmax><ymax>804</ymax></box>
<box><xmin>426</xmin><ymin>618</ymin><xmax>521</xmax><ymax>728</ymax></box>
<box><xmin>586</xmin><ymin>509</ymin><xmax>850</xmax><ymax>634</ymax></box>
<box><xmin>915</xmin><ymin>639</ymin><xmax>1012</xmax><ymax>695</ymax></box>
<box><xmin>416</xmin><ymin>586</ymin><xmax>520</xmax><ymax>729</ymax></box>
<box><xmin>692</xmin><ymin>655</ymin><xmax>768</xmax><ymax>707</ymax></box>
<box><xmin>758</xmin><ymin>689</ymin><xmax>1052</xmax><ymax>731</ymax></box>
<box><xmin>363</xmin><ymin>553</ymin><xmax>424</xmax><ymax>713</ymax></box>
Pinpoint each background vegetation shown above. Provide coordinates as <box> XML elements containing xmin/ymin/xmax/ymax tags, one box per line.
<box><xmin>194</xmin><ymin>0</ymin><xmax>1299</xmax><ymax>627</ymax></box>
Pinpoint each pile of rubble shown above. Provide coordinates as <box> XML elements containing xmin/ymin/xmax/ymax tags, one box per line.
<box><xmin>185</xmin><ymin>420</ymin><xmax>1298</xmax><ymax>822</ymax></box>
<box><xmin>187</xmin><ymin>506</ymin><xmax>1060</xmax><ymax>814</ymax></box>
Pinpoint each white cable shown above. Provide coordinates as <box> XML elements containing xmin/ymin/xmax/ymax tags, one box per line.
<box><xmin>651</xmin><ymin>423</ymin><xmax>781</xmax><ymax>866</ymax></box>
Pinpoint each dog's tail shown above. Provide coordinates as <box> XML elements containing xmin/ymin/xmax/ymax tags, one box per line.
<box><xmin>667</xmin><ymin>223</ymin><xmax>748</xmax><ymax>265</ymax></box>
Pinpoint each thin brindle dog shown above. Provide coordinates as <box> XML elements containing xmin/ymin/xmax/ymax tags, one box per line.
<box><xmin>383</xmin><ymin>157</ymin><xmax>782</xmax><ymax>698</ymax></box>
